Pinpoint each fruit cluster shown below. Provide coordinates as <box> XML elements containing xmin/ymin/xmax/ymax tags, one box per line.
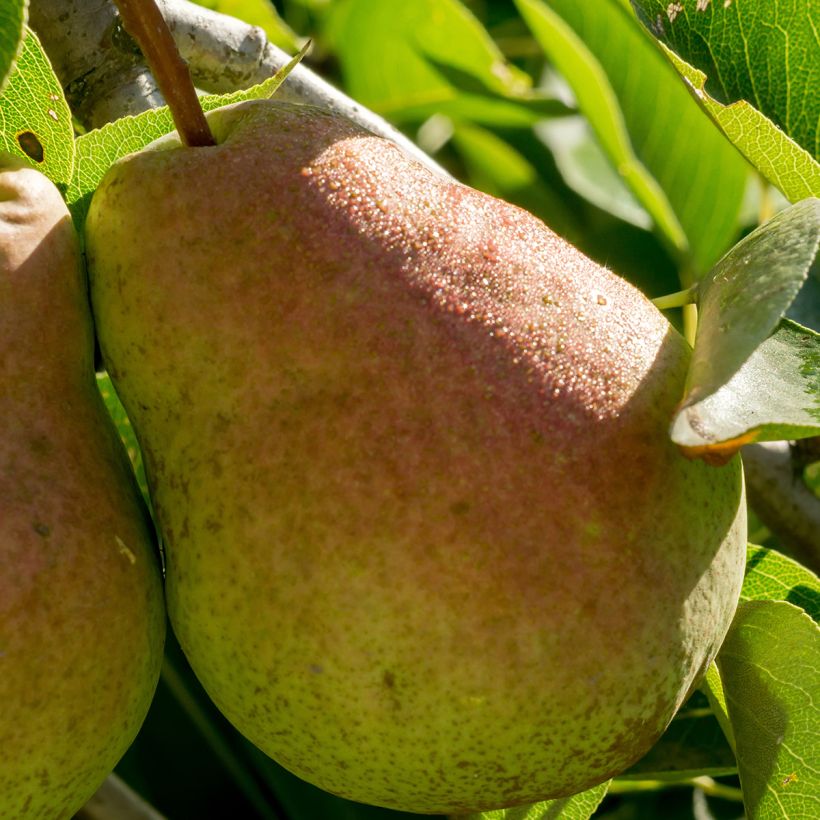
<box><xmin>0</xmin><ymin>99</ymin><xmax>745</xmax><ymax>818</ymax></box>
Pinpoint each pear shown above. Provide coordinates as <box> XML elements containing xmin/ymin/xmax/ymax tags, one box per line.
<box><xmin>0</xmin><ymin>157</ymin><xmax>165</xmax><ymax>819</ymax></box>
<box><xmin>85</xmin><ymin>100</ymin><xmax>746</xmax><ymax>814</ymax></box>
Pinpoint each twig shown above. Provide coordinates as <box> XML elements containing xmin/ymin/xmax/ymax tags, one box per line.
<box><xmin>742</xmin><ymin>441</ymin><xmax>820</xmax><ymax>572</ymax></box>
<box><xmin>112</xmin><ymin>0</ymin><xmax>214</xmax><ymax>146</ymax></box>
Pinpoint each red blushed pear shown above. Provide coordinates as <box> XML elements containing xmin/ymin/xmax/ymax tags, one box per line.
<box><xmin>85</xmin><ymin>100</ymin><xmax>746</xmax><ymax>814</ymax></box>
<box><xmin>0</xmin><ymin>157</ymin><xmax>165</xmax><ymax>819</ymax></box>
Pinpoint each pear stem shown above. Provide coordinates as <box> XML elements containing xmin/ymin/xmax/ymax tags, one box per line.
<box><xmin>112</xmin><ymin>0</ymin><xmax>215</xmax><ymax>147</ymax></box>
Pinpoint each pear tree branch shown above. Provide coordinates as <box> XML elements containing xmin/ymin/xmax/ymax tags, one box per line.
<box><xmin>742</xmin><ymin>441</ymin><xmax>820</xmax><ymax>573</ymax></box>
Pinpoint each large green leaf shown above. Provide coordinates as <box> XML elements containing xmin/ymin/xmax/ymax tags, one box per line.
<box><xmin>742</xmin><ymin>545</ymin><xmax>820</xmax><ymax>623</ymax></box>
<box><xmin>516</xmin><ymin>0</ymin><xmax>749</xmax><ymax>275</ymax></box>
<box><xmin>0</xmin><ymin>0</ymin><xmax>25</xmax><ymax>93</ymax></box>
<box><xmin>631</xmin><ymin>0</ymin><xmax>818</xmax><ymax>159</ymax></box>
<box><xmin>716</xmin><ymin>601</ymin><xmax>820</xmax><ymax>819</ymax></box>
<box><xmin>0</xmin><ymin>27</ymin><xmax>73</xmax><ymax>189</ymax></box>
<box><xmin>325</xmin><ymin>0</ymin><xmax>563</xmax><ymax>126</ymax></box>
<box><xmin>460</xmin><ymin>781</ymin><xmax>610</xmax><ymax>820</ymax></box>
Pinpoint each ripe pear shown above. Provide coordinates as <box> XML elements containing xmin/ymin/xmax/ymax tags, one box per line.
<box><xmin>85</xmin><ymin>100</ymin><xmax>746</xmax><ymax>814</ymax></box>
<box><xmin>0</xmin><ymin>157</ymin><xmax>165</xmax><ymax>819</ymax></box>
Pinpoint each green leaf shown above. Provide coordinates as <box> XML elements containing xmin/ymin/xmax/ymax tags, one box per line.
<box><xmin>687</xmin><ymin>199</ymin><xmax>820</xmax><ymax>403</ymax></box>
<box><xmin>671</xmin><ymin>199</ymin><xmax>820</xmax><ymax>457</ymax></box>
<box><xmin>742</xmin><ymin>545</ymin><xmax>820</xmax><ymax>623</ymax></box>
<box><xmin>700</xmin><ymin>662</ymin><xmax>735</xmax><ymax>755</ymax></box>
<box><xmin>646</xmin><ymin>42</ymin><xmax>819</xmax><ymax>203</ymax></box>
<box><xmin>515</xmin><ymin>0</ymin><xmax>749</xmax><ymax>275</ymax></box>
<box><xmin>716</xmin><ymin>600</ymin><xmax>820</xmax><ymax>819</ymax></box>
<box><xmin>0</xmin><ymin>27</ymin><xmax>73</xmax><ymax>189</ymax></box>
<box><xmin>672</xmin><ymin>318</ymin><xmax>820</xmax><ymax>456</ymax></box>
<box><xmin>620</xmin><ymin>700</ymin><xmax>736</xmax><ymax>780</ymax></box>
<box><xmin>534</xmin><ymin>116</ymin><xmax>652</xmax><ymax>230</ymax></box>
<box><xmin>631</xmin><ymin>0</ymin><xmax>819</xmax><ymax>159</ymax></box>
<box><xmin>0</xmin><ymin>0</ymin><xmax>25</xmax><ymax>93</ymax></box>
<box><xmin>96</xmin><ymin>372</ymin><xmax>150</xmax><ymax>507</ymax></box>
<box><xmin>459</xmin><ymin>781</ymin><xmax>610</xmax><ymax>820</ymax></box>
<box><xmin>325</xmin><ymin>0</ymin><xmax>556</xmax><ymax>126</ymax></box>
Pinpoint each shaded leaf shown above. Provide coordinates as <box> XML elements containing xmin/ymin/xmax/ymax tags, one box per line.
<box><xmin>0</xmin><ymin>0</ymin><xmax>25</xmax><ymax>93</ymax></box>
<box><xmin>672</xmin><ymin>318</ymin><xmax>820</xmax><ymax>459</ymax></box>
<box><xmin>515</xmin><ymin>0</ymin><xmax>748</xmax><ymax>274</ymax></box>
<box><xmin>785</xmin><ymin>259</ymin><xmax>820</xmax><ymax>333</ymax></box>
<box><xmin>460</xmin><ymin>781</ymin><xmax>610</xmax><ymax>820</ymax></box>
<box><xmin>631</xmin><ymin>0</ymin><xmax>819</xmax><ymax>158</ymax></box>
<box><xmin>700</xmin><ymin>662</ymin><xmax>735</xmax><ymax>755</ymax></box>
<box><xmin>742</xmin><ymin>545</ymin><xmax>820</xmax><ymax>623</ymax></box>
<box><xmin>534</xmin><ymin>116</ymin><xmax>652</xmax><ymax>230</ymax></box>
<box><xmin>0</xmin><ymin>27</ymin><xmax>73</xmax><ymax>189</ymax></box>
<box><xmin>687</xmin><ymin>198</ymin><xmax>820</xmax><ymax>404</ymax></box>
<box><xmin>716</xmin><ymin>600</ymin><xmax>820</xmax><ymax>819</ymax></box>
<box><xmin>620</xmin><ymin>703</ymin><xmax>736</xmax><ymax>780</ymax></box>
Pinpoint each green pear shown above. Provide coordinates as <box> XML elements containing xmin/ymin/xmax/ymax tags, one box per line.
<box><xmin>85</xmin><ymin>100</ymin><xmax>746</xmax><ymax>814</ymax></box>
<box><xmin>0</xmin><ymin>157</ymin><xmax>165</xmax><ymax>819</ymax></box>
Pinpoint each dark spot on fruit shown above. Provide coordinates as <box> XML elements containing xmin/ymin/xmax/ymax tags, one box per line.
<box><xmin>32</xmin><ymin>521</ymin><xmax>50</xmax><ymax>537</ymax></box>
<box><xmin>382</xmin><ymin>670</ymin><xmax>396</xmax><ymax>688</ymax></box>
<box><xmin>449</xmin><ymin>500</ymin><xmax>470</xmax><ymax>515</ymax></box>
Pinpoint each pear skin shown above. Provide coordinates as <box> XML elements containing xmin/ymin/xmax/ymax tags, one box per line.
<box><xmin>85</xmin><ymin>100</ymin><xmax>746</xmax><ymax>814</ymax></box>
<box><xmin>0</xmin><ymin>158</ymin><xmax>165</xmax><ymax>819</ymax></box>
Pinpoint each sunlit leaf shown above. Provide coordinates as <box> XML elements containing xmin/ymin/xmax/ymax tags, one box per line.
<box><xmin>631</xmin><ymin>0</ymin><xmax>818</xmax><ymax>158</ymax></box>
<box><xmin>534</xmin><ymin>116</ymin><xmax>652</xmax><ymax>230</ymax></box>
<box><xmin>191</xmin><ymin>0</ymin><xmax>302</xmax><ymax>51</ymax></box>
<box><xmin>717</xmin><ymin>601</ymin><xmax>820</xmax><ymax>819</ymax></box>
<box><xmin>0</xmin><ymin>27</ymin><xmax>73</xmax><ymax>188</ymax></box>
<box><xmin>654</xmin><ymin>46</ymin><xmax>818</xmax><ymax>203</ymax></box>
<box><xmin>742</xmin><ymin>545</ymin><xmax>820</xmax><ymax>623</ymax></box>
